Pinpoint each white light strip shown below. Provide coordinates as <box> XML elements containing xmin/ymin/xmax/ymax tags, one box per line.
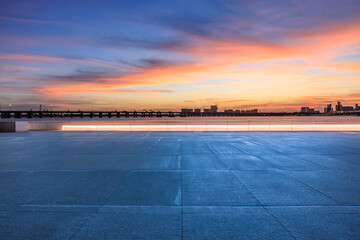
<box><xmin>62</xmin><ymin>124</ymin><xmax>360</xmax><ymax>132</ymax></box>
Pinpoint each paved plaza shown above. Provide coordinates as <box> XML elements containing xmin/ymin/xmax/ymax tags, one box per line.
<box><xmin>0</xmin><ymin>131</ymin><xmax>359</xmax><ymax>239</ymax></box>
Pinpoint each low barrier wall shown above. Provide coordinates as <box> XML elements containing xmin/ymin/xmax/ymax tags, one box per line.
<box><xmin>0</xmin><ymin>121</ymin><xmax>28</xmax><ymax>132</ymax></box>
<box><xmin>1</xmin><ymin>118</ymin><xmax>360</xmax><ymax>132</ymax></box>
<box><xmin>61</xmin><ymin>123</ymin><xmax>360</xmax><ymax>132</ymax></box>
<box><xmin>28</xmin><ymin>122</ymin><xmax>63</xmax><ymax>131</ymax></box>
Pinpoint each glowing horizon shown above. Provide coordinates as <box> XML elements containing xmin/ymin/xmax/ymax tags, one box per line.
<box><xmin>0</xmin><ymin>0</ymin><xmax>359</xmax><ymax>112</ymax></box>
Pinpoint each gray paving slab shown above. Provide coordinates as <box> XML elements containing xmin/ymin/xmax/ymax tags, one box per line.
<box><xmin>287</xmin><ymin>170</ymin><xmax>360</xmax><ymax>205</ymax></box>
<box><xmin>229</xmin><ymin>142</ymin><xmax>284</xmax><ymax>156</ymax></box>
<box><xmin>0</xmin><ymin>171</ymin><xmax>73</xmax><ymax>205</ymax></box>
<box><xmin>233</xmin><ymin>170</ymin><xmax>337</xmax><ymax>205</ymax></box>
<box><xmin>182</xmin><ymin>171</ymin><xmax>259</xmax><ymax>206</ymax></box>
<box><xmin>0</xmin><ymin>210</ymin><xmax>91</xmax><ymax>240</ymax></box>
<box><xmin>0</xmin><ymin>154</ymin><xmax>69</xmax><ymax>170</ymax></box>
<box><xmin>331</xmin><ymin>154</ymin><xmax>360</xmax><ymax>167</ymax></box>
<box><xmin>107</xmin><ymin>171</ymin><xmax>181</xmax><ymax>206</ymax></box>
<box><xmin>297</xmin><ymin>154</ymin><xmax>360</xmax><ymax>172</ymax></box>
<box><xmin>257</xmin><ymin>155</ymin><xmax>326</xmax><ymax>170</ymax></box>
<box><xmin>0</xmin><ymin>132</ymin><xmax>359</xmax><ymax>239</ymax></box>
<box><xmin>29</xmin><ymin>171</ymin><xmax>128</xmax><ymax>205</ymax></box>
<box><xmin>73</xmin><ymin>206</ymin><xmax>181</xmax><ymax>240</ymax></box>
<box><xmin>206</xmin><ymin>141</ymin><xmax>245</xmax><ymax>155</ymax></box>
<box><xmin>149</xmin><ymin>140</ymin><xmax>181</xmax><ymax>156</ymax></box>
<box><xmin>267</xmin><ymin>206</ymin><xmax>360</xmax><ymax>240</ymax></box>
<box><xmin>182</xmin><ymin>206</ymin><xmax>293</xmax><ymax>240</ymax></box>
<box><xmin>219</xmin><ymin>155</ymin><xmax>276</xmax><ymax>170</ymax></box>
<box><xmin>133</xmin><ymin>155</ymin><xmax>180</xmax><ymax>170</ymax></box>
<box><xmin>64</xmin><ymin>140</ymin><xmax>155</xmax><ymax>155</ymax></box>
<box><xmin>180</xmin><ymin>141</ymin><xmax>214</xmax><ymax>155</ymax></box>
<box><xmin>181</xmin><ymin>155</ymin><xmax>227</xmax><ymax>170</ymax></box>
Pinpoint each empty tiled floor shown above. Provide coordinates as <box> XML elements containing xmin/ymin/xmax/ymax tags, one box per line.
<box><xmin>0</xmin><ymin>131</ymin><xmax>359</xmax><ymax>239</ymax></box>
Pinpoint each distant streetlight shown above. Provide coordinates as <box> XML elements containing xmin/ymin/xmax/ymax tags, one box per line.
<box><xmin>50</xmin><ymin>105</ymin><xmax>53</xmax><ymax>111</ymax></box>
<box><xmin>9</xmin><ymin>104</ymin><xmax>12</xmax><ymax>111</ymax></box>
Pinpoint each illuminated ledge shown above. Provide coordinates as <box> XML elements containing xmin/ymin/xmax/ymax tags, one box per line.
<box><xmin>62</xmin><ymin>124</ymin><xmax>360</xmax><ymax>132</ymax></box>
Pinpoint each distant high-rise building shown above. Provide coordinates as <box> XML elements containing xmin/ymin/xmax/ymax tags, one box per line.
<box><xmin>324</xmin><ymin>104</ymin><xmax>332</xmax><ymax>113</ymax></box>
<box><xmin>210</xmin><ymin>105</ymin><xmax>218</xmax><ymax>113</ymax></box>
<box><xmin>301</xmin><ymin>107</ymin><xmax>315</xmax><ymax>113</ymax></box>
<box><xmin>342</xmin><ymin>106</ymin><xmax>354</xmax><ymax>111</ymax></box>
<box><xmin>245</xmin><ymin>109</ymin><xmax>258</xmax><ymax>114</ymax></box>
<box><xmin>301</xmin><ymin>107</ymin><xmax>309</xmax><ymax>113</ymax></box>
<box><xmin>335</xmin><ymin>101</ymin><xmax>342</xmax><ymax>111</ymax></box>
<box><xmin>181</xmin><ymin>108</ymin><xmax>193</xmax><ymax>113</ymax></box>
<box><xmin>224</xmin><ymin>110</ymin><xmax>234</xmax><ymax>113</ymax></box>
<box><xmin>334</xmin><ymin>102</ymin><xmax>359</xmax><ymax>112</ymax></box>
<box><xmin>203</xmin><ymin>105</ymin><xmax>218</xmax><ymax>113</ymax></box>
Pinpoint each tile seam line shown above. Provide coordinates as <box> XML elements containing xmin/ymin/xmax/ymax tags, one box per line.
<box><xmin>22</xmin><ymin>172</ymin><xmax>74</xmax><ymax>206</ymax></box>
<box><xmin>296</xmin><ymin>155</ymin><xmax>360</xmax><ymax>177</ymax></box>
<box><xmin>3</xmin><ymin>204</ymin><xmax>360</xmax><ymax>214</ymax></box>
<box><xmin>206</xmin><ymin>141</ymin><xmax>297</xmax><ymax>240</ymax></box>
<box><xmin>180</xmin><ymin>138</ymin><xmax>183</xmax><ymax>240</ymax></box>
<box><xmin>282</xmin><ymin>171</ymin><xmax>342</xmax><ymax>205</ymax></box>
<box><xmin>69</xmin><ymin>170</ymin><xmax>132</xmax><ymax>240</ymax></box>
<box><xmin>248</xmin><ymin>154</ymin><xmax>342</xmax><ymax>205</ymax></box>
<box><xmin>12</xmin><ymin>203</ymin><xmax>360</xmax><ymax>208</ymax></box>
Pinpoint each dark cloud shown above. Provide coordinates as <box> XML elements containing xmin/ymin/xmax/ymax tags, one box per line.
<box><xmin>56</xmin><ymin>54</ymin><xmax>86</xmax><ymax>60</ymax></box>
<box><xmin>116</xmin><ymin>57</ymin><xmax>189</xmax><ymax>71</ymax></box>
<box><xmin>139</xmin><ymin>58</ymin><xmax>188</xmax><ymax>68</ymax></box>
<box><xmin>34</xmin><ymin>56</ymin><xmax>190</xmax><ymax>87</ymax></box>
<box><xmin>96</xmin><ymin>0</ymin><xmax>360</xmax><ymax>54</ymax></box>
<box><xmin>156</xmin><ymin>14</ymin><xmax>215</xmax><ymax>38</ymax></box>
<box><xmin>138</xmin><ymin>0</ymin><xmax>360</xmax><ymax>43</ymax></box>
<box><xmin>40</xmin><ymin>69</ymin><xmax>120</xmax><ymax>84</ymax></box>
<box><xmin>101</xmin><ymin>36</ymin><xmax>190</xmax><ymax>51</ymax></box>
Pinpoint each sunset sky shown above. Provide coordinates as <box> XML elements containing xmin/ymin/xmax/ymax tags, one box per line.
<box><xmin>0</xmin><ymin>0</ymin><xmax>359</xmax><ymax>112</ymax></box>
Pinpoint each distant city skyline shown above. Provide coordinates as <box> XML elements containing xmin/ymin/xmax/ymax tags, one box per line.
<box><xmin>0</xmin><ymin>0</ymin><xmax>360</xmax><ymax>111</ymax></box>
<box><xmin>1</xmin><ymin>101</ymin><xmax>359</xmax><ymax>115</ymax></box>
